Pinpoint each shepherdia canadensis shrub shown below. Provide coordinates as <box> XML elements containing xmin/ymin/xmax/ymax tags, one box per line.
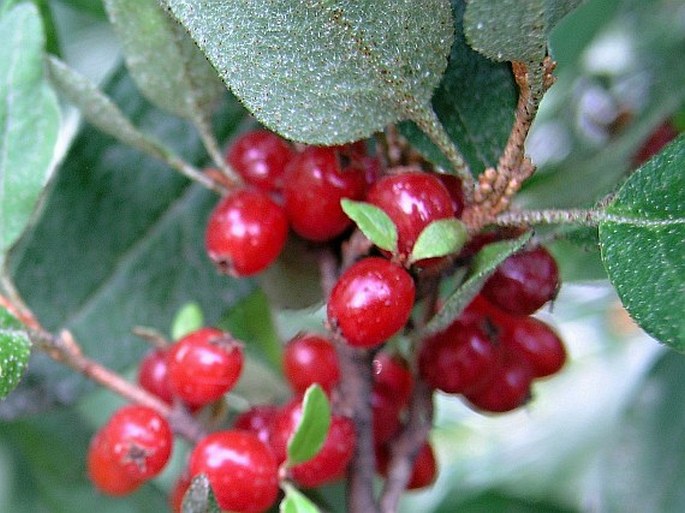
<box><xmin>0</xmin><ymin>0</ymin><xmax>683</xmax><ymax>512</ymax></box>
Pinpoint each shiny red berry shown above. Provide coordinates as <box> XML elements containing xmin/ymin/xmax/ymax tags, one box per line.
<box><xmin>283</xmin><ymin>333</ymin><xmax>340</xmax><ymax>394</ymax></box>
<box><xmin>373</xmin><ymin>352</ymin><xmax>413</xmax><ymax>410</ymax></box>
<box><xmin>189</xmin><ymin>430</ymin><xmax>279</xmax><ymax>513</ymax></box>
<box><xmin>87</xmin><ymin>429</ymin><xmax>142</xmax><ymax>496</ymax></box>
<box><xmin>419</xmin><ymin>322</ymin><xmax>497</xmax><ymax>395</ymax></box>
<box><xmin>464</xmin><ymin>353</ymin><xmax>533</xmax><ymax>413</ymax></box>
<box><xmin>283</xmin><ymin>145</ymin><xmax>367</xmax><ymax>241</ymax></box>
<box><xmin>366</xmin><ymin>171</ymin><xmax>454</xmax><ymax>260</ymax></box>
<box><xmin>327</xmin><ymin>257</ymin><xmax>415</xmax><ymax>348</ymax></box>
<box><xmin>205</xmin><ymin>188</ymin><xmax>289</xmax><ymax>277</ymax></box>
<box><xmin>269</xmin><ymin>399</ymin><xmax>356</xmax><ymax>488</ymax></box>
<box><xmin>226</xmin><ymin>129</ymin><xmax>295</xmax><ymax>192</ymax></box>
<box><xmin>167</xmin><ymin>328</ymin><xmax>243</xmax><ymax>408</ymax></box>
<box><xmin>137</xmin><ymin>349</ymin><xmax>174</xmax><ymax>404</ymax></box>
<box><xmin>501</xmin><ymin>316</ymin><xmax>566</xmax><ymax>378</ymax></box>
<box><xmin>233</xmin><ymin>404</ymin><xmax>279</xmax><ymax>446</ymax></box>
<box><xmin>376</xmin><ymin>441</ymin><xmax>437</xmax><ymax>490</ymax></box>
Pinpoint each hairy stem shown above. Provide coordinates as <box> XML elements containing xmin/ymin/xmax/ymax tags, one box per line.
<box><xmin>493</xmin><ymin>207</ymin><xmax>685</xmax><ymax>228</ymax></box>
<box><xmin>191</xmin><ymin>110</ymin><xmax>241</xmax><ymax>186</ymax></box>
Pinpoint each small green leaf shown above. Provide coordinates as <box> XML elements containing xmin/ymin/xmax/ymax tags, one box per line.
<box><xmin>287</xmin><ymin>384</ymin><xmax>331</xmax><ymax>465</ymax></box>
<box><xmin>103</xmin><ymin>0</ymin><xmax>224</xmax><ymax>121</ymax></box>
<box><xmin>599</xmin><ymin>135</ymin><xmax>685</xmax><ymax>350</ymax></box>
<box><xmin>171</xmin><ymin>302</ymin><xmax>204</xmax><ymax>340</ymax></box>
<box><xmin>163</xmin><ymin>0</ymin><xmax>454</xmax><ymax>145</ymax></box>
<box><xmin>410</xmin><ymin>218</ymin><xmax>467</xmax><ymax>263</ymax></box>
<box><xmin>182</xmin><ymin>474</ymin><xmax>221</xmax><ymax>513</ymax></box>
<box><xmin>0</xmin><ymin>328</ymin><xmax>31</xmax><ymax>399</ymax></box>
<box><xmin>0</xmin><ymin>3</ymin><xmax>60</xmax><ymax>260</ymax></box>
<box><xmin>420</xmin><ymin>232</ymin><xmax>532</xmax><ymax>338</ymax></box>
<box><xmin>341</xmin><ymin>199</ymin><xmax>398</xmax><ymax>253</ymax></box>
<box><xmin>464</xmin><ymin>0</ymin><xmax>582</xmax><ymax>63</ymax></box>
<box><xmin>280</xmin><ymin>484</ymin><xmax>322</xmax><ymax>513</ymax></box>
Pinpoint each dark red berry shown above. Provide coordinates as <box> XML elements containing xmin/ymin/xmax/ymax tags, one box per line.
<box><xmin>226</xmin><ymin>129</ymin><xmax>295</xmax><ymax>192</ymax></box>
<box><xmin>189</xmin><ymin>430</ymin><xmax>279</xmax><ymax>513</ymax></box>
<box><xmin>366</xmin><ymin>171</ymin><xmax>454</xmax><ymax>260</ymax></box>
<box><xmin>283</xmin><ymin>145</ymin><xmax>367</xmax><ymax>241</ymax></box>
<box><xmin>87</xmin><ymin>429</ymin><xmax>142</xmax><ymax>496</ymax></box>
<box><xmin>137</xmin><ymin>349</ymin><xmax>174</xmax><ymax>404</ymax></box>
<box><xmin>327</xmin><ymin>257</ymin><xmax>415</xmax><ymax>348</ymax></box>
<box><xmin>373</xmin><ymin>352</ymin><xmax>413</xmax><ymax>410</ymax></box>
<box><xmin>481</xmin><ymin>246</ymin><xmax>560</xmax><ymax>316</ymax></box>
<box><xmin>269</xmin><ymin>399</ymin><xmax>356</xmax><ymax>488</ymax></box>
<box><xmin>233</xmin><ymin>404</ymin><xmax>279</xmax><ymax>446</ymax></box>
<box><xmin>464</xmin><ymin>353</ymin><xmax>533</xmax><ymax>413</ymax></box>
<box><xmin>167</xmin><ymin>328</ymin><xmax>243</xmax><ymax>408</ymax></box>
<box><xmin>501</xmin><ymin>316</ymin><xmax>566</xmax><ymax>378</ymax></box>
<box><xmin>375</xmin><ymin>441</ymin><xmax>437</xmax><ymax>490</ymax></box>
<box><xmin>632</xmin><ymin>121</ymin><xmax>679</xmax><ymax>167</ymax></box>
<box><xmin>372</xmin><ymin>389</ymin><xmax>403</xmax><ymax>445</ymax></box>
<box><xmin>419</xmin><ymin>322</ymin><xmax>497</xmax><ymax>395</ymax></box>
<box><xmin>435</xmin><ymin>173</ymin><xmax>465</xmax><ymax>218</ymax></box>
<box><xmin>283</xmin><ymin>333</ymin><xmax>340</xmax><ymax>395</ymax></box>
<box><xmin>205</xmin><ymin>188</ymin><xmax>289</xmax><ymax>277</ymax></box>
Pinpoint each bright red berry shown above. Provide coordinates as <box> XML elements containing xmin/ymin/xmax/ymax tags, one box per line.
<box><xmin>269</xmin><ymin>399</ymin><xmax>357</xmax><ymax>488</ymax></box>
<box><xmin>87</xmin><ymin>429</ymin><xmax>142</xmax><ymax>496</ymax></box>
<box><xmin>189</xmin><ymin>430</ymin><xmax>279</xmax><ymax>513</ymax></box>
<box><xmin>283</xmin><ymin>145</ymin><xmax>367</xmax><ymax>241</ymax></box>
<box><xmin>366</xmin><ymin>171</ymin><xmax>454</xmax><ymax>260</ymax></box>
<box><xmin>137</xmin><ymin>349</ymin><xmax>174</xmax><ymax>404</ymax></box>
<box><xmin>233</xmin><ymin>404</ymin><xmax>279</xmax><ymax>446</ymax></box>
<box><xmin>419</xmin><ymin>322</ymin><xmax>497</xmax><ymax>395</ymax></box>
<box><xmin>327</xmin><ymin>257</ymin><xmax>415</xmax><ymax>348</ymax></box>
<box><xmin>373</xmin><ymin>352</ymin><xmax>413</xmax><ymax>410</ymax></box>
<box><xmin>283</xmin><ymin>333</ymin><xmax>340</xmax><ymax>394</ymax></box>
<box><xmin>205</xmin><ymin>188</ymin><xmax>289</xmax><ymax>277</ymax></box>
<box><xmin>501</xmin><ymin>316</ymin><xmax>566</xmax><ymax>378</ymax></box>
<box><xmin>376</xmin><ymin>441</ymin><xmax>437</xmax><ymax>490</ymax></box>
<box><xmin>464</xmin><ymin>353</ymin><xmax>533</xmax><ymax>413</ymax></box>
<box><xmin>167</xmin><ymin>328</ymin><xmax>243</xmax><ymax>408</ymax></box>
<box><xmin>481</xmin><ymin>246</ymin><xmax>560</xmax><ymax>316</ymax></box>
<box><xmin>226</xmin><ymin>129</ymin><xmax>295</xmax><ymax>192</ymax></box>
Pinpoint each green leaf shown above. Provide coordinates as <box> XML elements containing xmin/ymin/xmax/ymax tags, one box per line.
<box><xmin>182</xmin><ymin>475</ymin><xmax>221</xmax><ymax>513</ymax></box>
<box><xmin>3</xmin><ymin>67</ymin><xmax>252</xmax><ymax>417</ymax></box>
<box><xmin>464</xmin><ymin>0</ymin><xmax>582</xmax><ymax>63</ymax></box>
<box><xmin>420</xmin><ymin>232</ymin><xmax>532</xmax><ymax>338</ymax></box>
<box><xmin>162</xmin><ymin>0</ymin><xmax>454</xmax><ymax>145</ymax></box>
<box><xmin>0</xmin><ymin>329</ymin><xmax>31</xmax><ymax>398</ymax></box>
<box><xmin>171</xmin><ymin>302</ymin><xmax>204</xmax><ymax>340</ymax></box>
<box><xmin>599</xmin><ymin>135</ymin><xmax>685</xmax><ymax>350</ymax></box>
<box><xmin>435</xmin><ymin>490</ymin><xmax>577</xmax><ymax>513</ymax></box>
<box><xmin>0</xmin><ymin>306</ymin><xmax>23</xmax><ymax>330</ymax></box>
<box><xmin>410</xmin><ymin>218</ymin><xmax>467</xmax><ymax>263</ymax></box>
<box><xmin>545</xmin><ymin>226</ymin><xmax>606</xmax><ymax>282</ymax></box>
<box><xmin>341</xmin><ymin>199</ymin><xmax>398</xmax><ymax>253</ymax></box>
<box><xmin>103</xmin><ymin>0</ymin><xmax>224</xmax><ymax>121</ymax></box>
<box><xmin>399</xmin><ymin>0</ymin><xmax>517</xmax><ymax>175</ymax></box>
<box><xmin>280</xmin><ymin>484</ymin><xmax>322</xmax><ymax>513</ymax></box>
<box><xmin>0</xmin><ymin>3</ymin><xmax>60</xmax><ymax>261</ymax></box>
<box><xmin>287</xmin><ymin>384</ymin><xmax>331</xmax><ymax>465</ymax></box>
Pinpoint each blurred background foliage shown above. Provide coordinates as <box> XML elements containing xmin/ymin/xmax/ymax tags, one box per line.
<box><xmin>0</xmin><ymin>0</ymin><xmax>684</xmax><ymax>511</ymax></box>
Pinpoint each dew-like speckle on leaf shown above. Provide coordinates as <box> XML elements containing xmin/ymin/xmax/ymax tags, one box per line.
<box><xmin>0</xmin><ymin>330</ymin><xmax>31</xmax><ymax>399</ymax></box>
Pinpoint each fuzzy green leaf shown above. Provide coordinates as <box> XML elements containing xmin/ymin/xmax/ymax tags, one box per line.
<box><xmin>280</xmin><ymin>484</ymin><xmax>322</xmax><ymax>513</ymax></box>
<box><xmin>0</xmin><ymin>329</ymin><xmax>31</xmax><ymax>399</ymax></box>
<box><xmin>420</xmin><ymin>232</ymin><xmax>532</xmax><ymax>338</ymax></box>
<box><xmin>171</xmin><ymin>302</ymin><xmax>204</xmax><ymax>340</ymax></box>
<box><xmin>0</xmin><ymin>4</ymin><xmax>59</xmax><ymax>260</ymax></box>
<box><xmin>162</xmin><ymin>0</ymin><xmax>454</xmax><ymax>145</ymax></box>
<box><xmin>287</xmin><ymin>384</ymin><xmax>331</xmax><ymax>465</ymax></box>
<box><xmin>464</xmin><ymin>0</ymin><xmax>582</xmax><ymax>62</ymax></box>
<box><xmin>103</xmin><ymin>0</ymin><xmax>223</xmax><ymax>121</ymax></box>
<box><xmin>341</xmin><ymin>199</ymin><xmax>398</xmax><ymax>253</ymax></box>
<box><xmin>410</xmin><ymin>218</ymin><xmax>467</xmax><ymax>263</ymax></box>
<box><xmin>182</xmin><ymin>475</ymin><xmax>221</xmax><ymax>513</ymax></box>
<box><xmin>599</xmin><ymin>135</ymin><xmax>685</xmax><ymax>350</ymax></box>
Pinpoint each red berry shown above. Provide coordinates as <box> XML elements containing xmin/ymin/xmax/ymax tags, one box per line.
<box><xmin>137</xmin><ymin>349</ymin><xmax>174</xmax><ymax>404</ymax></box>
<box><xmin>481</xmin><ymin>246</ymin><xmax>560</xmax><ymax>316</ymax></box>
<box><xmin>283</xmin><ymin>333</ymin><xmax>340</xmax><ymax>394</ymax></box>
<box><xmin>419</xmin><ymin>322</ymin><xmax>497</xmax><ymax>395</ymax></box>
<box><xmin>269</xmin><ymin>399</ymin><xmax>356</xmax><ymax>488</ymax></box>
<box><xmin>372</xmin><ymin>389</ymin><xmax>403</xmax><ymax>445</ymax></box>
<box><xmin>372</xmin><ymin>352</ymin><xmax>413</xmax><ymax>409</ymax></box>
<box><xmin>189</xmin><ymin>430</ymin><xmax>279</xmax><ymax>513</ymax></box>
<box><xmin>632</xmin><ymin>121</ymin><xmax>679</xmax><ymax>167</ymax></box>
<box><xmin>464</xmin><ymin>353</ymin><xmax>533</xmax><ymax>413</ymax></box>
<box><xmin>375</xmin><ymin>441</ymin><xmax>437</xmax><ymax>490</ymax></box>
<box><xmin>205</xmin><ymin>188</ymin><xmax>289</xmax><ymax>277</ymax></box>
<box><xmin>435</xmin><ymin>173</ymin><xmax>465</xmax><ymax>218</ymax></box>
<box><xmin>366</xmin><ymin>171</ymin><xmax>454</xmax><ymax>260</ymax></box>
<box><xmin>169</xmin><ymin>470</ymin><xmax>192</xmax><ymax>513</ymax></box>
<box><xmin>501</xmin><ymin>316</ymin><xmax>566</xmax><ymax>378</ymax></box>
<box><xmin>327</xmin><ymin>257</ymin><xmax>415</xmax><ymax>348</ymax></box>
<box><xmin>167</xmin><ymin>328</ymin><xmax>243</xmax><ymax>408</ymax></box>
<box><xmin>87</xmin><ymin>429</ymin><xmax>142</xmax><ymax>496</ymax></box>
<box><xmin>283</xmin><ymin>145</ymin><xmax>367</xmax><ymax>241</ymax></box>
<box><xmin>226</xmin><ymin>129</ymin><xmax>295</xmax><ymax>192</ymax></box>
<box><xmin>233</xmin><ymin>404</ymin><xmax>279</xmax><ymax>446</ymax></box>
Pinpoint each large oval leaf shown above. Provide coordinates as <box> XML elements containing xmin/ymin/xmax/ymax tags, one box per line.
<box><xmin>163</xmin><ymin>0</ymin><xmax>454</xmax><ymax>144</ymax></box>
<box><xmin>0</xmin><ymin>3</ymin><xmax>59</xmax><ymax>261</ymax></box>
<box><xmin>599</xmin><ymin>135</ymin><xmax>685</xmax><ymax>350</ymax></box>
